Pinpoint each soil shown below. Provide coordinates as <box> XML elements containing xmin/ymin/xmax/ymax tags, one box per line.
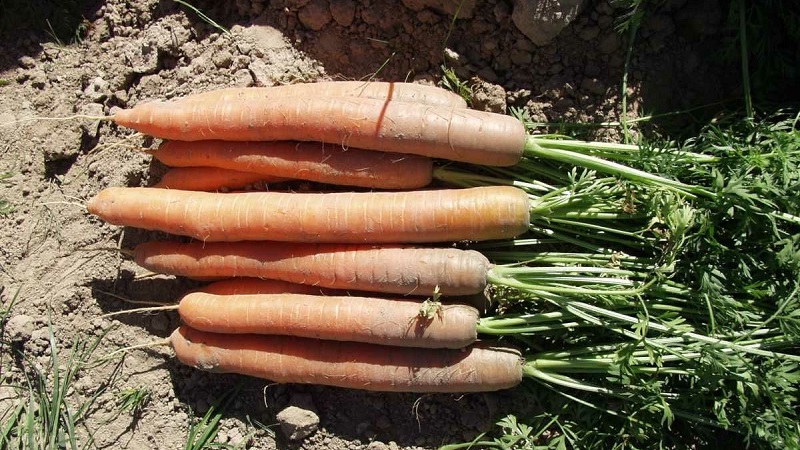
<box><xmin>0</xmin><ymin>0</ymin><xmax>735</xmax><ymax>448</ymax></box>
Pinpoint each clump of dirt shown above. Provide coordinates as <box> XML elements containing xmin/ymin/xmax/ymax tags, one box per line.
<box><xmin>0</xmin><ymin>0</ymin><xmax>737</xmax><ymax>448</ymax></box>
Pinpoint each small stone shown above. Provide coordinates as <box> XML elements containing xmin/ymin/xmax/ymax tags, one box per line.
<box><xmin>29</xmin><ymin>70</ymin><xmax>47</xmax><ymax>89</ymax></box>
<box><xmin>443</xmin><ymin>48</ymin><xmax>461</xmax><ymax>64</ymax></box>
<box><xmin>18</xmin><ymin>56</ymin><xmax>36</xmax><ymax>69</ymax></box>
<box><xmin>298</xmin><ymin>0</ymin><xmax>332</xmax><ymax>31</ymax></box>
<box><xmin>471</xmin><ymin>79</ymin><xmax>507</xmax><ymax>113</ymax></box>
<box><xmin>83</xmin><ymin>76</ymin><xmax>110</xmax><ymax>102</ymax></box>
<box><xmin>232</xmin><ymin>69</ymin><xmax>253</xmax><ymax>87</ymax></box>
<box><xmin>6</xmin><ymin>315</ymin><xmax>35</xmax><ymax>343</ymax></box>
<box><xmin>276</xmin><ymin>406</ymin><xmax>319</xmax><ymax>440</ymax></box>
<box><xmin>367</xmin><ymin>441</ymin><xmax>389</xmax><ymax>450</ymax></box>
<box><xmin>248</xmin><ymin>58</ymin><xmax>272</xmax><ymax>86</ymax></box>
<box><xmin>212</xmin><ymin>50</ymin><xmax>234</xmax><ymax>68</ymax></box>
<box><xmin>227</xmin><ymin>427</ymin><xmax>246</xmax><ymax>446</ymax></box>
<box><xmin>329</xmin><ymin>0</ymin><xmax>356</xmax><ymax>26</ymax></box>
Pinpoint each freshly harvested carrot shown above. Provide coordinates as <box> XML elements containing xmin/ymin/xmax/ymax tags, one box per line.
<box><xmin>175</xmin><ymin>81</ymin><xmax>468</xmax><ymax>108</ymax></box>
<box><xmin>153</xmin><ymin>167</ymin><xmax>288</xmax><ymax>191</ymax></box>
<box><xmin>198</xmin><ymin>278</ymin><xmax>345</xmax><ymax>296</ymax></box>
<box><xmin>133</xmin><ymin>241</ymin><xmax>492</xmax><ymax>296</ymax></box>
<box><xmin>87</xmin><ymin>186</ymin><xmax>531</xmax><ymax>244</ymax></box>
<box><xmin>176</xmin><ymin>292</ymin><xmax>479</xmax><ymax>348</ymax></box>
<box><xmin>169</xmin><ymin>325</ymin><xmax>523</xmax><ymax>392</ymax></box>
<box><xmin>149</xmin><ymin>140</ymin><xmax>433</xmax><ymax>190</ymax></box>
<box><xmin>196</xmin><ymin>277</ymin><xmax>488</xmax><ymax>309</ymax></box>
<box><xmin>111</xmin><ymin>96</ymin><xmax>526</xmax><ymax>166</ymax></box>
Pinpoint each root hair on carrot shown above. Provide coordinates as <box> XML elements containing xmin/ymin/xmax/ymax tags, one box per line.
<box><xmin>99</xmin><ymin>304</ymin><xmax>178</xmax><ymax>319</ymax></box>
<box><xmin>100</xmin><ymin>338</ymin><xmax>171</xmax><ymax>361</ymax></box>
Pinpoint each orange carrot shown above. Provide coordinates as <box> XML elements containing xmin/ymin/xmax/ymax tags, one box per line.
<box><xmin>133</xmin><ymin>241</ymin><xmax>492</xmax><ymax>296</ymax></box>
<box><xmin>153</xmin><ymin>166</ymin><xmax>288</xmax><ymax>191</ymax></box>
<box><xmin>196</xmin><ymin>277</ymin><xmax>488</xmax><ymax>309</ymax></box>
<box><xmin>111</xmin><ymin>96</ymin><xmax>526</xmax><ymax>166</ymax></box>
<box><xmin>175</xmin><ymin>81</ymin><xmax>468</xmax><ymax>108</ymax></box>
<box><xmin>197</xmin><ymin>278</ymin><xmax>345</xmax><ymax>296</ymax></box>
<box><xmin>169</xmin><ymin>325</ymin><xmax>523</xmax><ymax>392</ymax></box>
<box><xmin>149</xmin><ymin>140</ymin><xmax>433</xmax><ymax>190</ymax></box>
<box><xmin>176</xmin><ymin>292</ymin><xmax>479</xmax><ymax>348</ymax></box>
<box><xmin>87</xmin><ymin>186</ymin><xmax>531</xmax><ymax>244</ymax></box>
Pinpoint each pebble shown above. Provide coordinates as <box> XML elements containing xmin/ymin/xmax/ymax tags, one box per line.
<box><xmin>18</xmin><ymin>55</ymin><xmax>36</xmax><ymax>69</ymax></box>
<box><xmin>367</xmin><ymin>441</ymin><xmax>389</xmax><ymax>450</ymax></box>
<box><xmin>5</xmin><ymin>314</ymin><xmax>36</xmax><ymax>343</ymax></box>
<box><xmin>212</xmin><ymin>50</ymin><xmax>234</xmax><ymax>68</ymax></box>
<box><xmin>276</xmin><ymin>405</ymin><xmax>320</xmax><ymax>440</ymax></box>
<box><xmin>329</xmin><ymin>0</ymin><xmax>356</xmax><ymax>26</ymax></box>
<box><xmin>298</xmin><ymin>0</ymin><xmax>332</xmax><ymax>31</ymax></box>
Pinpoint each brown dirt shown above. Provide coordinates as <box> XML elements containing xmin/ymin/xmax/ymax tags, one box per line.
<box><xmin>0</xmin><ymin>0</ymin><xmax>734</xmax><ymax>448</ymax></box>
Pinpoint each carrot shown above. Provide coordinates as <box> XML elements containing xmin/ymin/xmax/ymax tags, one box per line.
<box><xmin>87</xmin><ymin>186</ymin><xmax>531</xmax><ymax>244</ymax></box>
<box><xmin>175</xmin><ymin>81</ymin><xmax>468</xmax><ymax>108</ymax></box>
<box><xmin>153</xmin><ymin>166</ymin><xmax>288</xmax><ymax>191</ymax></box>
<box><xmin>197</xmin><ymin>277</ymin><xmax>489</xmax><ymax>310</ymax></box>
<box><xmin>169</xmin><ymin>325</ymin><xmax>523</xmax><ymax>392</ymax></box>
<box><xmin>148</xmin><ymin>140</ymin><xmax>433</xmax><ymax>190</ymax></box>
<box><xmin>132</xmin><ymin>241</ymin><xmax>492</xmax><ymax>296</ymax></box>
<box><xmin>111</xmin><ymin>96</ymin><xmax>526</xmax><ymax>166</ymax></box>
<box><xmin>176</xmin><ymin>292</ymin><xmax>479</xmax><ymax>349</ymax></box>
<box><xmin>197</xmin><ymin>278</ymin><xmax>346</xmax><ymax>296</ymax></box>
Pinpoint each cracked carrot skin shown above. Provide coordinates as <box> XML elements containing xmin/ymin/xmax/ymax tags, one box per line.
<box><xmin>170</xmin><ymin>325</ymin><xmax>523</xmax><ymax>393</ymax></box>
<box><xmin>177</xmin><ymin>292</ymin><xmax>479</xmax><ymax>349</ymax></box>
<box><xmin>175</xmin><ymin>81</ymin><xmax>469</xmax><ymax>108</ymax></box>
<box><xmin>87</xmin><ymin>185</ymin><xmax>531</xmax><ymax>244</ymax></box>
<box><xmin>153</xmin><ymin>166</ymin><xmax>288</xmax><ymax>191</ymax></box>
<box><xmin>150</xmin><ymin>140</ymin><xmax>433</xmax><ymax>190</ymax></box>
<box><xmin>134</xmin><ymin>241</ymin><xmax>492</xmax><ymax>296</ymax></box>
<box><xmin>112</xmin><ymin>96</ymin><xmax>526</xmax><ymax>166</ymax></box>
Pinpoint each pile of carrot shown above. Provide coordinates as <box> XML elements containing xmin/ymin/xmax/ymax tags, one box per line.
<box><xmin>90</xmin><ymin>81</ymin><xmax>537</xmax><ymax>393</ymax></box>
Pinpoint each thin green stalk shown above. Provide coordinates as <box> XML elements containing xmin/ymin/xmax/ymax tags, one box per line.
<box><xmin>556</xmin><ymin>296</ymin><xmax>800</xmax><ymax>362</ymax></box>
<box><xmin>738</xmin><ymin>0</ymin><xmax>753</xmax><ymax>118</ymax></box>
<box><xmin>529</xmin><ymin>136</ymin><xmax>720</xmax><ymax>164</ymax></box>
<box><xmin>524</xmin><ymin>137</ymin><xmax>713</xmax><ymax>198</ymax></box>
<box><xmin>620</xmin><ymin>1</ymin><xmax>639</xmax><ymax>144</ymax></box>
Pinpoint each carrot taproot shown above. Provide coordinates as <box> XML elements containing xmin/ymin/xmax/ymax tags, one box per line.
<box><xmin>153</xmin><ymin>166</ymin><xmax>288</xmax><ymax>191</ymax></box>
<box><xmin>87</xmin><ymin>186</ymin><xmax>531</xmax><ymax>244</ymax></box>
<box><xmin>196</xmin><ymin>277</ymin><xmax>489</xmax><ymax>309</ymax></box>
<box><xmin>198</xmin><ymin>278</ymin><xmax>345</xmax><ymax>296</ymax></box>
<box><xmin>169</xmin><ymin>325</ymin><xmax>523</xmax><ymax>392</ymax></box>
<box><xmin>175</xmin><ymin>81</ymin><xmax>468</xmax><ymax>108</ymax></box>
<box><xmin>149</xmin><ymin>140</ymin><xmax>433</xmax><ymax>190</ymax></box>
<box><xmin>133</xmin><ymin>241</ymin><xmax>492</xmax><ymax>296</ymax></box>
<box><xmin>111</xmin><ymin>96</ymin><xmax>526</xmax><ymax>166</ymax></box>
<box><xmin>176</xmin><ymin>292</ymin><xmax>479</xmax><ymax>348</ymax></box>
